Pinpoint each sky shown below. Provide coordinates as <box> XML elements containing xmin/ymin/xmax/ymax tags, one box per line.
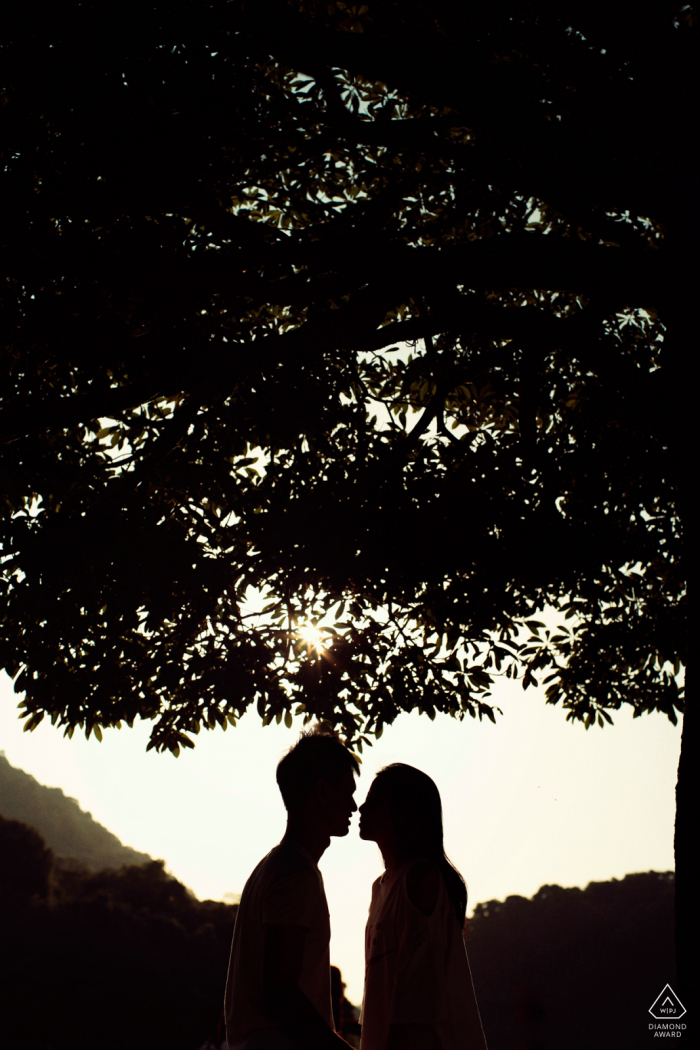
<box><xmin>0</xmin><ymin>668</ymin><xmax>681</xmax><ymax>1005</ymax></box>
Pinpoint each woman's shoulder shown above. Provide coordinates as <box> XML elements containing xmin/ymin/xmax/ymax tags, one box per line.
<box><xmin>405</xmin><ymin>858</ymin><xmax>441</xmax><ymax>916</ymax></box>
<box><xmin>370</xmin><ymin>872</ymin><xmax>390</xmax><ymax>900</ymax></box>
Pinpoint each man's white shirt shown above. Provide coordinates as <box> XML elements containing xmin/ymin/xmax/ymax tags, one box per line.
<box><xmin>225</xmin><ymin>840</ymin><xmax>334</xmax><ymax>1050</ymax></box>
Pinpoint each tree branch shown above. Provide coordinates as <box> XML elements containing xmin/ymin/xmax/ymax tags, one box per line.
<box><xmin>241</xmin><ymin>3</ymin><xmax>672</xmax><ymax>218</ymax></box>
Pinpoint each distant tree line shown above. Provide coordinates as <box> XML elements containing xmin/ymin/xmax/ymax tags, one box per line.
<box><xmin>1</xmin><ymin>810</ymin><xmax>674</xmax><ymax>1050</ymax></box>
<box><xmin>468</xmin><ymin>871</ymin><xmax>675</xmax><ymax>1049</ymax></box>
<box><xmin>0</xmin><ymin>812</ymin><xmax>236</xmax><ymax>1050</ymax></box>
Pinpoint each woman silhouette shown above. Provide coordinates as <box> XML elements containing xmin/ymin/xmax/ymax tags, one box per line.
<box><xmin>358</xmin><ymin>764</ymin><xmax>487</xmax><ymax>1050</ymax></box>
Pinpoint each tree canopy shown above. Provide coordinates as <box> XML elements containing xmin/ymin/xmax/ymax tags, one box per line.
<box><xmin>0</xmin><ymin>1</ymin><xmax>689</xmax><ymax>753</ymax></box>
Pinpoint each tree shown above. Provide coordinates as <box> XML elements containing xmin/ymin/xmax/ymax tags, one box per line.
<box><xmin>467</xmin><ymin>871</ymin><xmax>675</xmax><ymax>1049</ymax></box>
<box><xmin>0</xmin><ymin>812</ymin><xmax>53</xmax><ymax>898</ymax></box>
<box><xmin>1</xmin><ymin>813</ymin><xmax>673</xmax><ymax>1049</ymax></box>
<box><xmin>0</xmin><ymin>820</ymin><xmax>238</xmax><ymax>1050</ymax></box>
<box><xmin>1</xmin><ymin>0</ymin><xmax>690</xmax><ymax>982</ymax></box>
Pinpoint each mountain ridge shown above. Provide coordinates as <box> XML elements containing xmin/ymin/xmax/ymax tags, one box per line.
<box><xmin>0</xmin><ymin>751</ymin><xmax>152</xmax><ymax>870</ymax></box>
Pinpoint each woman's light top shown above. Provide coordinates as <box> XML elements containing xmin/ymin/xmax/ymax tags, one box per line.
<box><xmin>360</xmin><ymin>861</ymin><xmax>487</xmax><ymax>1050</ymax></box>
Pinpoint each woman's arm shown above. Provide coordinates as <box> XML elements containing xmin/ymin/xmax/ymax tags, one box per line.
<box><xmin>462</xmin><ymin>947</ymin><xmax>489</xmax><ymax>1050</ymax></box>
<box><xmin>385</xmin><ymin>863</ymin><xmax>443</xmax><ymax>1049</ymax></box>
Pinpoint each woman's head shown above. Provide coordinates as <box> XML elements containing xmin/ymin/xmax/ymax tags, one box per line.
<box><xmin>359</xmin><ymin>763</ymin><xmax>467</xmax><ymax>925</ymax></box>
<box><xmin>359</xmin><ymin>763</ymin><xmax>444</xmax><ymax>856</ymax></box>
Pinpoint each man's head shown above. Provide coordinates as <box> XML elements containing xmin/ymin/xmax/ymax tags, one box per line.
<box><xmin>276</xmin><ymin>726</ymin><xmax>359</xmax><ymax>837</ymax></box>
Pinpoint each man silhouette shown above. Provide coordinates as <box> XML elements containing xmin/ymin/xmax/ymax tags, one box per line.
<box><xmin>225</xmin><ymin>726</ymin><xmax>359</xmax><ymax>1050</ymax></box>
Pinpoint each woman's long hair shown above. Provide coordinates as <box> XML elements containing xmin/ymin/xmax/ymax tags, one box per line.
<box><xmin>373</xmin><ymin>763</ymin><xmax>467</xmax><ymax>927</ymax></box>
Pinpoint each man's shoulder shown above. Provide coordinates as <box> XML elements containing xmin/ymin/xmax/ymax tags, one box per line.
<box><xmin>247</xmin><ymin>841</ymin><xmax>319</xmax><ymax>890</ymax></box>
<box><xmin>237</xmin><ymin>841</ymin><xmax>327</xmax><ymax>930</ymax></box>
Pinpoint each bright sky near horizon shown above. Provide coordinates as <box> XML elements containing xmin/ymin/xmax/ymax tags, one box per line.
<box><xmin>0</xmin><ymin>670</ymin><xmax>680</xmax><ymax>1004</ymax></box>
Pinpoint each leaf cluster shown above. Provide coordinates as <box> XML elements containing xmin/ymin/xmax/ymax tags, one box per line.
<box><xmin>0</xmin><ymin>1</ymin><xmax>689</xmax><ymax>750</ymax></box>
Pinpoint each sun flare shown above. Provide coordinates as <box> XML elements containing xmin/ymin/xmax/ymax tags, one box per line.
<box><xmin>298</xmin><ymin>624</ymin><xmax>325</xmax><ymax>651</ymax></box>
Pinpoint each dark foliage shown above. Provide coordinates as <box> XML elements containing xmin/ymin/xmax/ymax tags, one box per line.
<box><xmin>0</xmin><ymin>814</ymin><xmax>674</xmax><ymax>1050</ymax></box>
<box><xmin>0</xmin><ymin>816</ymin><xmax>236</xmax><ymax>1050</ymax></box>
<box><xmin>0</xmin><ymin>1</ymin><xmax>689</xmax><ymax>752</ymax></box>
<box><xmin>0</xmin><ymin>751</ymin><xmax>151</xmax><ymax>869</ymax></box>
<box><xmin>468</xmin><ymin>871</ymin><xmax>676</xmax><ymax>1050</ymax></box>
<box><xmin>0</xmin><ymin>810</ymin><xmax>52</xmax><ymax>897</ymax></box>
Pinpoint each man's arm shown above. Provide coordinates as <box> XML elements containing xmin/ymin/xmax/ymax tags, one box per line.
<box><xmin>262</xmin><ymin>923</ymin><xmax>351</xmax><ymax>1050</ymax></box>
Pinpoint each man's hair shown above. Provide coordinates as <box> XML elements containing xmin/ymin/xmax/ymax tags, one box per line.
<box><xmin>276</xmin><ymin>725</ymin><xmax>360</xmax><ymax>813</ymax></box>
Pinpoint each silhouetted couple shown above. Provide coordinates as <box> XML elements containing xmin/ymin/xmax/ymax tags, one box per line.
<box><xmin>225</xmin><ymin>726</ymin><xmax>487</xmax><ymax>1050</ymax></box>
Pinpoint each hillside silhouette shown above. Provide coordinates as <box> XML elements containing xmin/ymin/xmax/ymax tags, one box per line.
<box><xmin>0</xmin><ymin>804</ymin><xmax>674</xmax><ymax>1050</ymax></box>
<box><xmin>0</xmin><ymin>810</ymin><xmax>234</xmax><ymax>1050</ymax></box>
<box><xmin>467</xmin><ymin>872</ymin><xmax>675</xmax><ymax>1050</ymax></box>
<box><xmin>0</xmin><ymin>751</ymin><xmax>151</xmax><ymax>870</ymax></box>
